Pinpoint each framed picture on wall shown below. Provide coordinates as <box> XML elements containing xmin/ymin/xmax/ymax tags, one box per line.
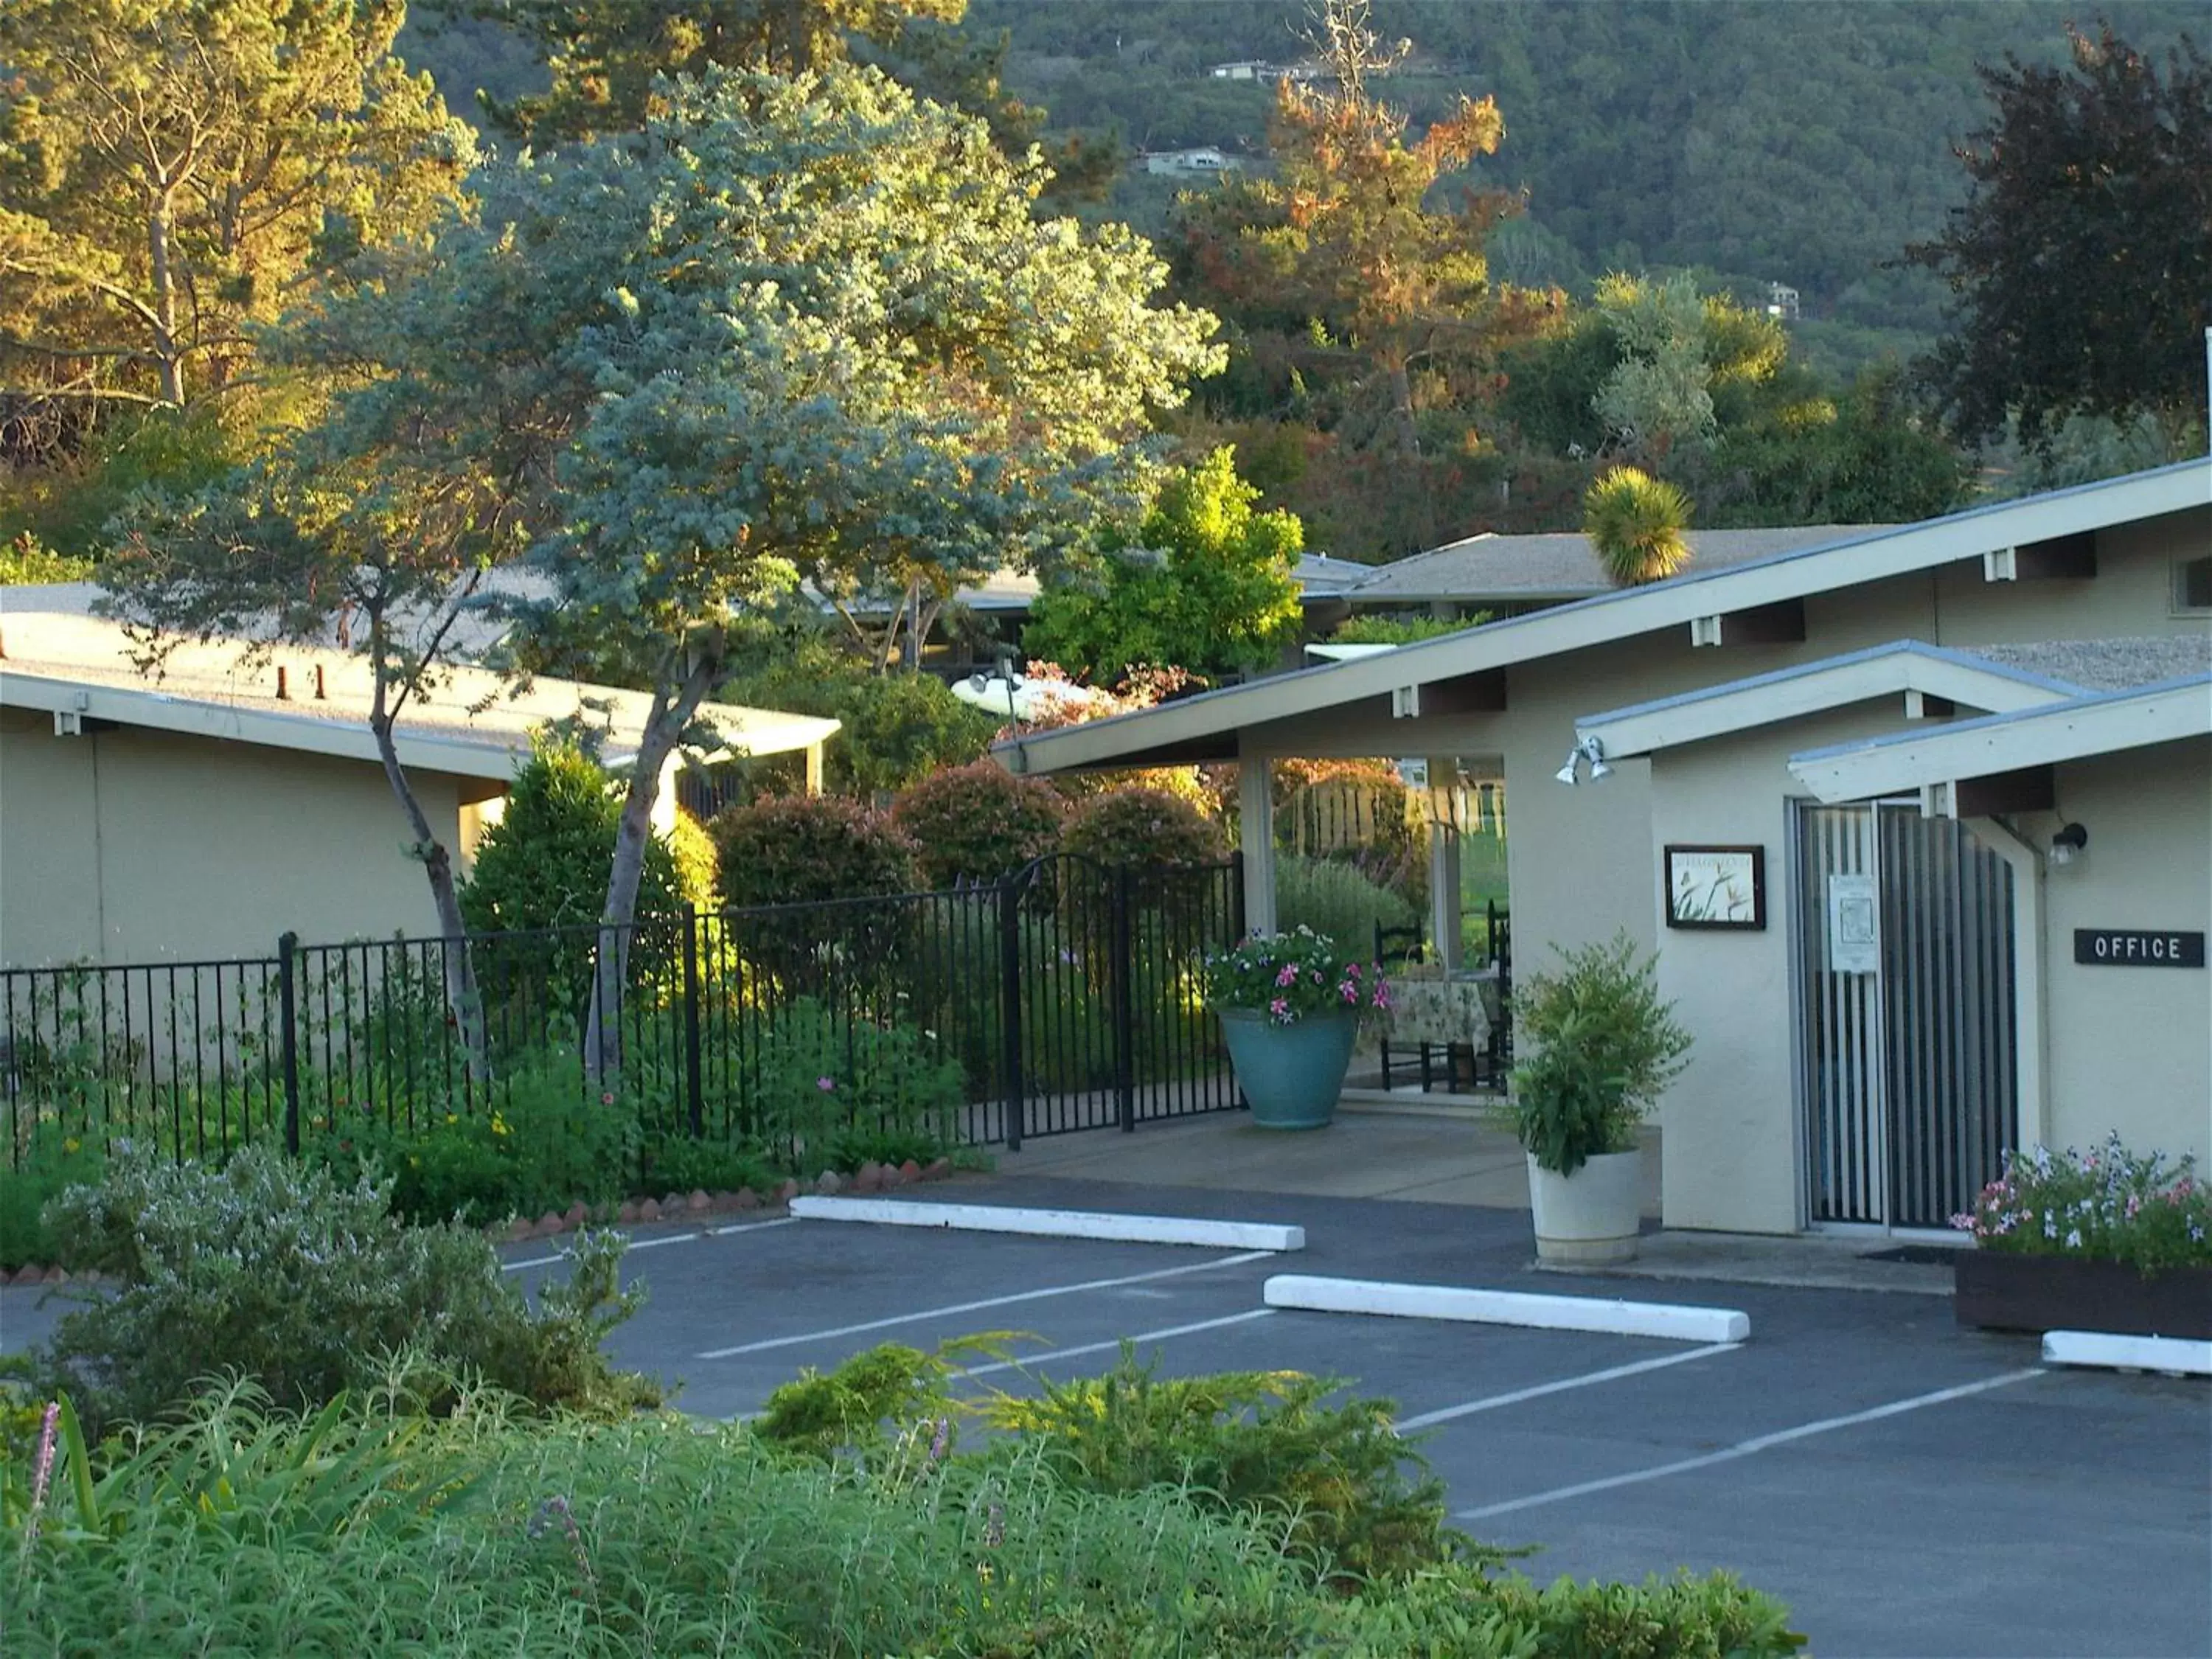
<box><xmin>1664</xmin><ymin>845</ymin><xmax>1767</xmax><ymax>930</ymax></box>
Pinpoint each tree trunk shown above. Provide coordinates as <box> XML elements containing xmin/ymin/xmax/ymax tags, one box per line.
<box><xmin>148</xmin><ymin>190</ymin><xmax>184</xmax><ymax>407</ymax></box>
<box><xmin>368</xmin><ymin>709</ymin><xmax>487</xmax><ymax>1078</ymax></box>
<box><xmin>585</xmin><ymin>650</ymin><xmax>723</xmax><ymax>1082</ymax></box>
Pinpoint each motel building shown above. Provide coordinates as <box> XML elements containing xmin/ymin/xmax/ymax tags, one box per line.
<box><xmin>992</xmin><ymin>459</ymin><xmax>2212</xmax><ymax>1239</ymax></box>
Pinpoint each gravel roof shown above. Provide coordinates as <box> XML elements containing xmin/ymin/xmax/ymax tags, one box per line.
<box><xmin>1963</xmin><ymin>635</ymin><xmax>2212</xmax><ymax>692</ymax></box>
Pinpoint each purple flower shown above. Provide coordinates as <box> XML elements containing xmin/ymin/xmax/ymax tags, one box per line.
<box><xmin>28</xmin><ymin>1401</ymin><xmax>58</xmax><ymax>1526</ymax></box>
<box><xmin>816</xmin><ymin>1076</ymin><xmax>836</xmax><ymax>1092</ymax></box>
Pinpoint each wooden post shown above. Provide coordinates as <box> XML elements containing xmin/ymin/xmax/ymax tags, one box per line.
<box><xmin>1237</xmin><ymin>756</ymin><xmax>1276</xmax><ymax>936</ymax></box>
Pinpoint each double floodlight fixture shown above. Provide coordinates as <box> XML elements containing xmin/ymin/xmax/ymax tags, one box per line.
<box><xmin>1554</xmin><ymin>735</ymin><xmax>1613</xmax><ymax>787</ymax></box>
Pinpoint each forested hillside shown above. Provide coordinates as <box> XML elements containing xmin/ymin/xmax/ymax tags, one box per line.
<box><xmin>964</xmin><ymin>1</ymin><xmax>2200</xmax><ymax>371</ymax></box>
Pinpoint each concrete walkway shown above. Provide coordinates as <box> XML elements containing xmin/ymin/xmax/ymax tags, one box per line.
<box><xmin>987</xmin><ymin>1103</ymin><xmax>1954</xmax><ymax>1295</ymax></box>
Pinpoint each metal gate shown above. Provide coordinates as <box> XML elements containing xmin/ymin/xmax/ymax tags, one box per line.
<box><xmin>1794</xmin><ymin>802</ymin><xmax>2016</xmax><ymax>1228</ymax></box>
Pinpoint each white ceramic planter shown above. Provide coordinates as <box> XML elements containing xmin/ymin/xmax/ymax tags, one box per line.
<box><xmin>1526</xmin><ymin>1150</ymin><xmax>1644</xmax><ymax>1263</ymax></box>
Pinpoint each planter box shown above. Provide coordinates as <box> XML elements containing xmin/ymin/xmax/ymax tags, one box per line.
<box><xmin>1218</xmin><ymin>1008</ymin><xmax>1357</xmax><ymax>1131</ymax></box>
<box><xmin>1954</xmin><ymin>1251</ymin><xmax>2212</xmax><ymax>1339</ymax></box>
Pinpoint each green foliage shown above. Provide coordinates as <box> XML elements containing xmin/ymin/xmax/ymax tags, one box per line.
<box><xmin>892</xmin><ymin>759</ymin><xmax>1066</xmax><ymax>888</ymax></box>
<box><xmin>710</xmin><ymin>793</ymin><xmax>922</xmax><ymax>908</ymax></box>
<box><xmin>0</xmin><ymin>0</ymin><xmax>473</xmax><ymax>428</ymax></box>
<box><xmin>1955</xmin><ymin>1135</ymin><xmax>2212</xmax><ymax>1270</ymax></box>
<box><xmin>1908</xmin><ymin>24</ymin><xmax>2212</xmax><ymax>446</ymax></box>
<box><xmin>473</xmin><ymin>0</ymin><xmax>965</xmax><ymax>142</ymax></box>
<box><xmin>1329</xmin><ymin>612</ymin><xmax>1483</xmax><ymax>645</ymax></box>
<box><xmin>827</xmin><ymin>671</ymin><xmax>1003</xmax><ymax>798</ymax></box>
<box><xmin>1509</xmin><ymin>933</ymin><xmax>1691</xmax><ymax>1175</ymax></box>
<box><xmin>983</xmin><ymin>1343</ymin><xmax>1472</xmax><ymax>1585</ymax></box>
<box><xmin>0</xmin><ymin>532</ymin><xmax>92</xmax><ymax>586</ymax></box>
<box><xmin>1273</xmin><ymin>855</ymin><xmax>1419</xmax><ymax>959</ymax></box>
<box><xmin>0</xmin><ymin>1378</ymin><xmax>1804</xmax><ymax>1656</ymax></box>
<box><xmin>27</xmin><ymin>1147</ymin><xmax>653</xmax><ymax>1436</ymax></box>
<box><xmin>745</xmin><ymin>998</ymin><xmax>967</xmax><ymax>1169</ymax></box>
<box><xmin>309</xmin><ymin>1048</ymin><xmax>640</xmax><ymax>1228</ymax></box>
<box><xmin>752</xmin><ymin>1336</ymin><xmax>987</xmax><ymax>1460</ymax></box>
<box><xmin>1583</xmin><ymin>466</ymin><xmax>1692</xmax><ymax>587</ymax></box>
<box><xmin>464</xmin><ymin>740</ymin><xmax>696</xmax><ymax>938</ymax></box>
<box><xmin>1023</xmin><ymin>447</ymin><xmax>1304</xmax><ymax>684</ymax></box>
<box><xmin>1695</xmin><ymin>364</ymin><xmax>1971</xmax><ymax>526</ymax></box>
<box><xmin>1590</xmin><ymin>273</ymin><xmax>1723</xmax><ymax>458</ymax></box>
<box><xmin>0</xmin><ymin>1134</ymin><xmax>105</xmax><ymax>1269</ymax></box>
<box><xmin>1060</xmin><ymin>787</ymin><xmax>1224</xmax><ymax>873</ymax></box>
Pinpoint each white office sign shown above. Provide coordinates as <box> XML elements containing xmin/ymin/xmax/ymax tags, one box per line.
<box><xmin>1826</xmin><ymin>874</ymin><xmax>1879</xmax><ymax>973</ymax></box>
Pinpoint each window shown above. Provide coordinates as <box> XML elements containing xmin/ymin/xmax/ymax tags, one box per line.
<box><xmin>2174</xmin><ymin>554</ymin><xmax>2212</xmax><ymax>615</ymax></box>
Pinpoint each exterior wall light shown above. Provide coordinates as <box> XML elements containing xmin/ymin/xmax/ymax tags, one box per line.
<box><xmin>1554</xmin><ymin>736</ymin><xmax>1611</xmax><ymax>786</ymax></box>
<box><xmin>2049</xmin><ymin>822</ymin><xmax>2088</xmax><ymax>866</ymax></box>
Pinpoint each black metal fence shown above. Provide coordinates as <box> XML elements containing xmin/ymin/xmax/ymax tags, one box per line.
<box><xmin>1</xmin><ymin>855</ymin><xmax>1246</xmax><ymax>1170</ymax></box>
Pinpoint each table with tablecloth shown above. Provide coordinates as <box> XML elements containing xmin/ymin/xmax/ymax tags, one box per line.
<box><xmin>1380</xmin><ymin>967</ymin><xmax>1501</xmax><ymax>1090</ymax></box>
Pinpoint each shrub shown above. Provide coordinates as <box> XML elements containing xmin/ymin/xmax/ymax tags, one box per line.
<box><xmin>744</xmin><ymin>999</ymin><xmax>967</xmax><ymax>1169</ymax></box>
<box><xmin>982</xmin><ymin>1344</ymin><xmax>1470</xmax><ymax>1585</ymax></box>
<box><xmin>1952</xmin><ymin>1134</ymin><xmax>2212</xmax><ymax>1271</ymax></box>
<box><xmin>1275</xmin><ymin>855</ymin><xmax>1419</xmax><ymax>957</ymax></box>
<box><xmin>892</xmin><ymin>760</ymin><xmax>1065</xmax><ymax>888</ymax></box>
<box><xmin>307</xmin><ymin>1048</ymin><xmax>639</xmax><ymax>1228</ymax></box>
<box><xmin>1509</xmin><ymin>933</ymin><xmax>1691</xmax><ymax>1175</ymax></box>
<box><xmin>0</xmin><ymin>1134</ymin><xmax>105</xmax><ymax>1268</ymax></box>
<box><xmin>462</xmin><ymin>738</ymin><xmax>696</xmax><ymax>936</ymax></box>
<box><xmin>828</xmin><ymin>671</ymin><xmax>1002</xmax><ymax>798</ymax></box>
<box><xmin>29</xmin><ymin>1147</ymin><xmax>653</xmax><ymax>1435</ymax></box>
<box><xmin>1060</xmin><ymin>787</ymin><xmax>1224</xmax><ymax>883</ymax></box>
<box><xmin>709</xmin><ymin>793</ymin><xmax>920</xmax><ymax>909</ymax></box>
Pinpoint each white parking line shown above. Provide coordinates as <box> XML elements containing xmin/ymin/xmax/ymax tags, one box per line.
<box><xmin>1454</xmin><ymin>1366</ymin><xmax>2047</xmax><ymax>1521</ymax></box>
<box><xmin>695</xmin><ymin>1249</ymin><xmax>1278</xmax><ymax>1359</ymax></box>
<box><xmin>1395</xmin><ymin>1343</ymin><xmax>1740</xmax><ymax>1431</ymax></box>
<box><xmin>953</xmin><ymin>1310</ymin><xmax>1279</xmax><ymax>1380</ymax></box>
<box><xmin>501</xmin><ymin>1214</ymin><xmax>797</xmax><ymax>1272</ymax></box>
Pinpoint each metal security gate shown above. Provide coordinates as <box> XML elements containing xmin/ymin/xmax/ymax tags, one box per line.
<box><xmin>1794</xmin><ymin>802</ymin><xmax>2016</xmax><ymax>1229</ymax></box>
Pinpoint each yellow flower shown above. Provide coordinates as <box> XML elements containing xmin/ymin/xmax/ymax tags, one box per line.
<box><xmin>61</xmin><ymin>1137</ymin><xmax>80</xmax><ymax>1155</ymax></box>
<box><xmin>490</xmin><ymin>1113</ymin><xmax>510</xmax><ymax>1138</ymax></box>
<box><xmin>445</xmin><ymin>1113</ymin><xmax>459</xmax><ymax>1127</ymax></box>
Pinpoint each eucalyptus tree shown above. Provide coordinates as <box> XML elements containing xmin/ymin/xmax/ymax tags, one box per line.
<box><xmin>282</xmin><ymin>63</ymin><xmax>1220</xmax><ymax>1074</ymax></box>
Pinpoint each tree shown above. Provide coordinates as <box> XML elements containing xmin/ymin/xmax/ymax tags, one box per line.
<box><xmin>288</xmin><ymin>64</ymin><xmax>1220</xmax><ymax>1074</ymax></box>
<box><xmin>1907</xmin><ymin>24</ymin><xmax>2212</xmax><ymax>448</ymax></box>
<box><xmin>465</xmin><ymin>0</ymin><xmax>962</xmax><ymax>142</ymax></box>
<box><xmin>1023</xmin><ymin>448</ymin><xmax>1303</xmax><ymax>687</ymax></box>
<box><xmin>1584</xmin><ymin>465</ymin><xmax>1691</xmax><ymax>587</ymax></box>
<box><xmin>0</xmin><ymin>0</ymin><xmax>473</xmax><ymax>447</ymax></box>
<box><xmin>1169</xmin><ymin>0</ymin><xmax>1543</xmax><ymax>550</ymax></box>
<box><xmin>100</xmin><ymin>423</ymin><xmax>501</xmax><ymax>1064</ymax></box>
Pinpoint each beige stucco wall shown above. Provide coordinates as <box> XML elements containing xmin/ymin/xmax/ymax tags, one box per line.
<box><xmin>2038</xmin><ymin>737</ymin><xmax>2212</xmax><ymax>1166</ymax></box>
<box><xmin>1</xmin><ymin>712</ymin><xmax>472</xmax><ymax>966</ymax></box>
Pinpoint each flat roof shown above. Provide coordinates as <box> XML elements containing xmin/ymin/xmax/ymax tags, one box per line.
<box><xmin>0</xmin><ymin>602</ymin><xmax>840</xmax><ymax>781</ymax></box>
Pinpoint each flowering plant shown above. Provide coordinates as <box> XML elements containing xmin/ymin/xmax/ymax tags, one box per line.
<box><xmin>1952</xmin><ymin>1134</ymin><xmax>2212</xmax><ymax>1273</ymax></box>
<box><xmin>1203</xmin><ymin>926</ymin><xmax>1389</xmax><ymax>1027</ymax></box>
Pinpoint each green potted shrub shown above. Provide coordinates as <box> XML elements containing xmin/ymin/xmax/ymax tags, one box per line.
<box><xmin>1204</xmin><ymin>927</ymin><xmax>1388</xmax><ymax>1130</ymax></box>
<box><xmin>1950</xmin><ymin>1136</ymin><xmax>2212</xmax><ymax>1338</ymax></box>
<box><xmin>1506</xmin><ymin>933</ymin><xmax>1689</xmax><ymax>1262</ymax></box>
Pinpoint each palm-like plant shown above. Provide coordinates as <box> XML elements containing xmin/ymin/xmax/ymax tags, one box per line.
<box><xmin>1584</xmin><ymin>466</ymin><xmax>1694</xmax><ymax>586</ymax></box>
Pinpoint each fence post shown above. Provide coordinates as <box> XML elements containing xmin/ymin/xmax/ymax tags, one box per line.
<box><xmin>277</xmin><ymin>932</ymin><xmax>301</xmax><ymax>1156</ymax></box>
<box><xmin>1231</xmin><ymin>849</ymin><xmax>1247</xmax><ymax>942</ymax></box>
<box><xmin>682</xmin><ymin>905</ymin><xmax>705</xmax><ymax>1140</ymax></box>
<box><xmin>1113</xmin><ymin>865</ymin><xmax>1135</xmax><ymax>1134</ymax></box>
<box><xmin>997</xmin><ymin>877</ymin><xmax>1023</xmax><ymax>1151</ymax></box>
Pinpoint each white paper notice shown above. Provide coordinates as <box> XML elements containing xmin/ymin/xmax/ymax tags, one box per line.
<box><xmin>1826</xmin><ymin>873</ymin><xmax>1879</xmax><ymax>973</ymax></box>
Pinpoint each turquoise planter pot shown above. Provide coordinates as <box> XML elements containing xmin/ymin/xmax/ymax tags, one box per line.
<box><xmin>1218</xmin><ymin>1008</ymin><xmax>1357</xmax><ymax>1130</ymax></box>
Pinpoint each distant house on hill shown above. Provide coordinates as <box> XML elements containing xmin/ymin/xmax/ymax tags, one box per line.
<box><xmin>1207</xmin><ymin>60</ymin><xmax>1276</xmax><ymax>80</ymax></box>
<box><xmin>1142</xmin><ymin>147</ymin><xmax>1240</xmax><ymax>177</ymax></box>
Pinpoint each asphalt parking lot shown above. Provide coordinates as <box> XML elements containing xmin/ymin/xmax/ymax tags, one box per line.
<box><xmin>7</xmin><ymin>1173</ymin><xmax>2206</xmax><ymax>1657</ymax></box>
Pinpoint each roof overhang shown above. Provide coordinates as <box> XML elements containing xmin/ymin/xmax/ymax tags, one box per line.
<box><xmin>2</xmin><ymin>670</ymin><xmax>842</xmax><ymax>781</ymax></box>
<box><xmin>1787</xmin><ymin>674</ymin><xmax>2212</xmax><ymax>805</ymax></box>
<box><xmin>1575</xmin><ymin>642</ymin><xmax>2079</xmax><ymax>761</ymax></box>
<box><xmin>3</xmin><ymin>670</ymin><xmax>526</xmax><ymax>782</ymax></box>
<box><xmin>992</xmin><ymin>459</ymin><xmax>2209</xmax><ymax>776</ymax></box>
